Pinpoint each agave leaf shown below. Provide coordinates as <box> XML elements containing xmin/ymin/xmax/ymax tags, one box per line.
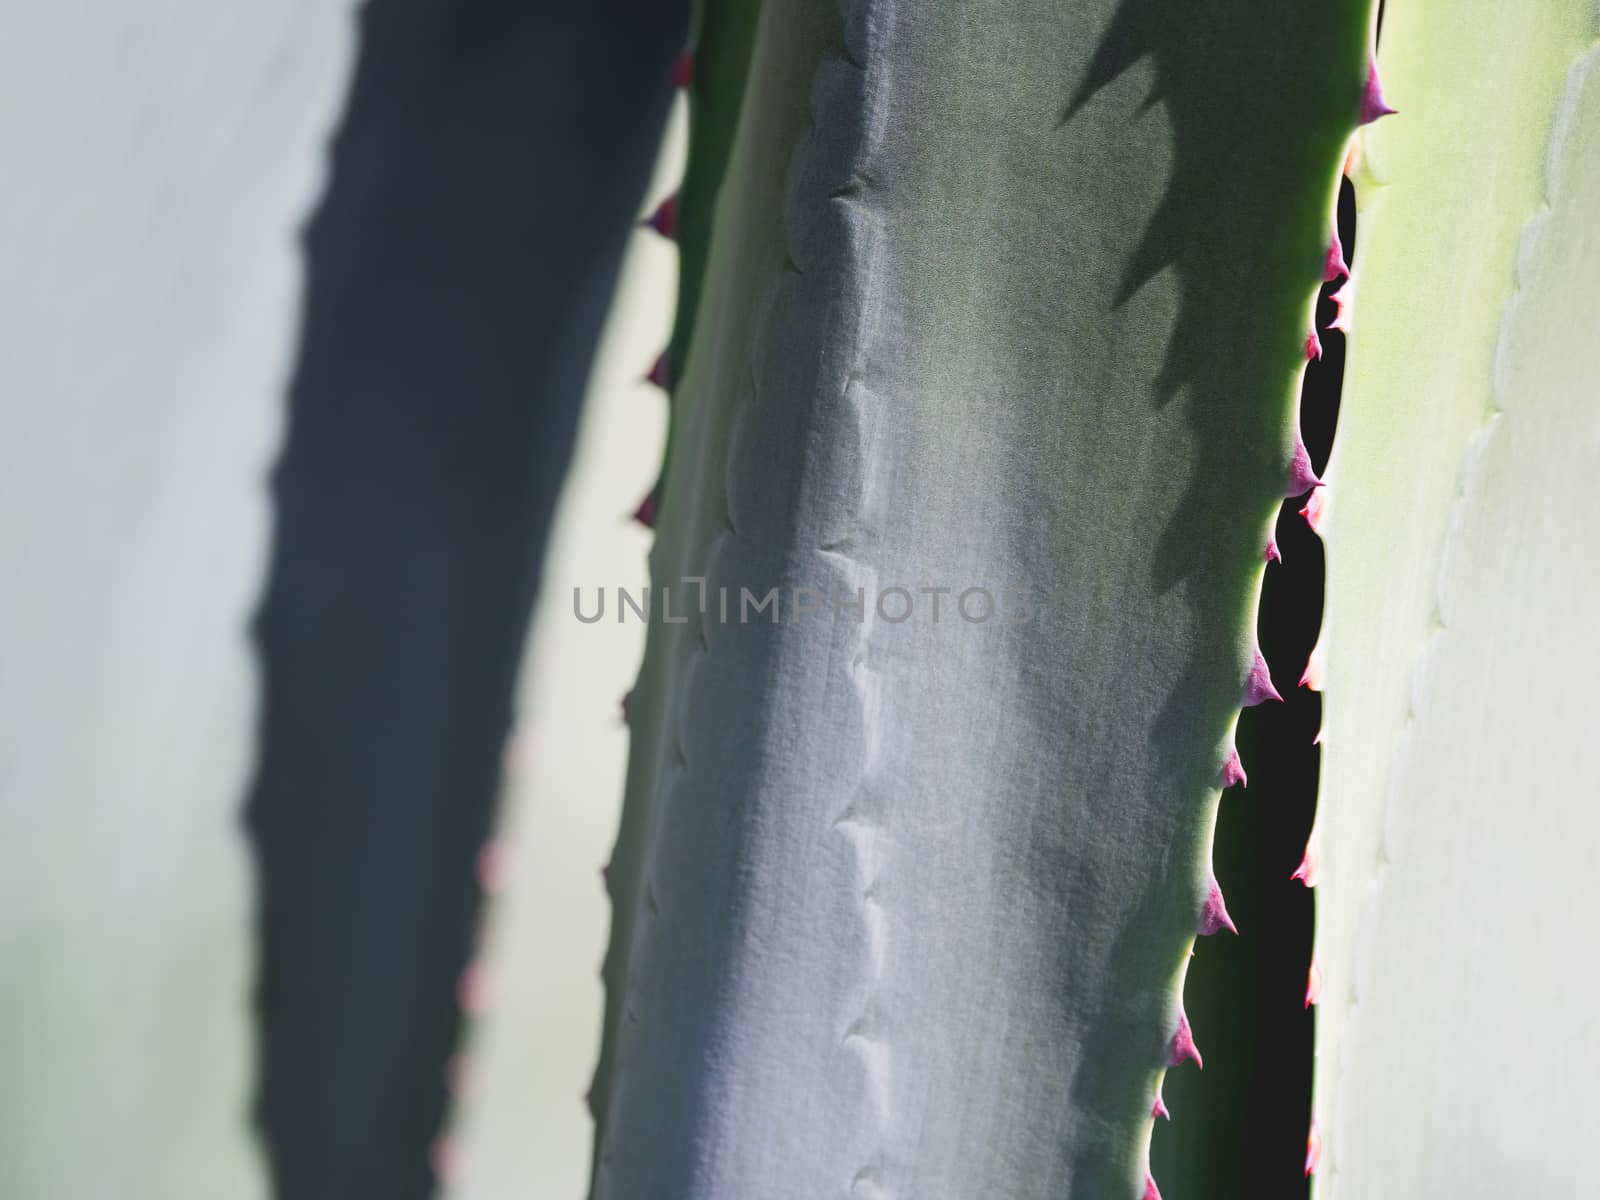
<box><xmin>648</xmin><ymin>0</ymin><xmax>765</xmax><ymax>530</ymax></box>
<box><xmin>1312</xmin><ymin>3</ymin><xmax>1600</xmax><ymax>1194</ymax></box>
<box><xmin>594</xmin><ymin>2</ymin><xmax>1372</xmax><ymax>1195</ymax></box>
<box><xmin>663</xmin><ymin>0</ymin><xmax>765</xmax><ymax>410</ymax></box>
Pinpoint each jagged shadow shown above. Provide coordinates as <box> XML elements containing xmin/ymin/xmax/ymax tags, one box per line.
<box><xmin>1062</xmin><ymin>0</ymin><xmax>1361</xmax><ymax>775</ymax></box>
<box><xmin>243</xmin><ymin>2</ymin><xmax>689</xmax><ymax>1195</ymax></box>
<box><xmin>1061</xmin><ymin>0</ymin><xmax>1366</xmax><ymax>1193</ymax></box>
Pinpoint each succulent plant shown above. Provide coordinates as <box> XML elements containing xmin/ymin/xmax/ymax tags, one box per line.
<box><xmin>592</xmin><ymin>0</ymin><xmax>1600</xmax><ymax>1197</ymax></box>
<box><xmin>12</xmin><ymin>1</ymin><xmax>1593</xmax><ymax>1197</ymax></box>
<box><xmin>1308</xmin><ymin>2</ymin><xmax>1600</xmax><ymax>1193</ymax></box>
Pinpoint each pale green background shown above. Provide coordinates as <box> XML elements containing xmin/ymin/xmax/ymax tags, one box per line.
<box><xmin>0</xmin><ymin>6</ymin><xmax>678</xmax><ymax>1194</ymax></box>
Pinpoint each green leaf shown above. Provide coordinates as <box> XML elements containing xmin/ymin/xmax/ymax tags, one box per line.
<box><xmin>1311</xmin><ymin>3</ymin><xmax>1600</xmax><ymax>1193</ymax></box>
<box><xmin>595</xmin><ymin>2</ymin><xmax>1373</xmax><ymax>1195</ymax></box>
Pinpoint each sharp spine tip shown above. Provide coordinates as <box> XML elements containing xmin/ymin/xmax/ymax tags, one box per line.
<box><xmin>643</xmin><ymin>193</ymin><xmax>679</xmax><ymax>239</ymax></box>
<box><xmin>1244</xmin><ymin>648</ymin><xmax>1283</xmax><ymax>707</ymax></box>
<box><xmin>1219</xmin><ymin>746</ymin><xmax>1248</xmax><ymax>789</ymax></box>
<box><xmin>1299</xmin><ymin>643</ymin><xmax>1325</xmax><ymax>691</ymax></box>
<box><xmin>647</xmin><ymin>351</ymin><xmax>671</xmax><ymax>390</ymax></box>
<box><xmin>1306</xmin><ymin>1118</ymin><xmax>1323</xmax><ymax>1176</ymax></box>
<box><xmin>1360</xmin><ymin>57</ymin><xmax>1397</xmax><ymax>125</ymax></box>
<box><xmin>1324</xmin><ymin>228</ymin><xmax>1350</xmax><ymax>281</ymax></box>
<box><xmin>670</xmin><ymin>52</ymin><xmax>694</xmax><ymax>88</ymax></box>
<box><xmin>1152</xmin><ymin>1087</ymin><xmax>1170</xmax><ymax>1120</ymax></box>
<box><xmin>1306</xmin><ymin>327</ymin><xmax>1323</xmax><ymax>361</ymax></box>
<box><xmin>631</xmin><ymin>490</ymin><xmax>658</xmax><ymax>529</ymax></box>
<box><xmin>1199</xmin><ymin>877</ymin><xmax>1237</xmax><ymax>936</ymax></box>
<box><xmin>1168</xmin><ymin>1013</ymin><xmax>1203</xmax><ymax>1070</ymax></box>
<box><xmin>1288</xmin><ymin>437</ymin><xmax>1323</xmax><ymax>497</ymax></box>
<box><xmin>1266</xmin><ymin>535</ymin><xmax>1282</xmax><ymax>564</ymax></box>
<box><xmin>1328</xmin><ymin>281</ymin><xmax>1354</xmax><ymax>332</ymax></box>
<box><xmin>1292</xmin><ymin>841</ymin><xmax>1321</xmax><ymax>888</ymax></box>
<box><xmin>1301</xmin><ymin>487</ymin><xmax>1328</xmax><ymax>534</ymax></box>
<box><xmin>1305</xmin><ymin>959</ymin><xmax>1323</xmax><ymax>1007</ymax></box>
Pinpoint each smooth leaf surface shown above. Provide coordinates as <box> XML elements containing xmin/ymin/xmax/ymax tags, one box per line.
<box><xmin>1314</xmin><ymin>3</ymin><xmax>1600</xmax><ymax>1194</ymax></box>
<box><xmin>595</xmin><ymin>2</ymin><xmax>1371</xmax><ymax>1195</ymax></box>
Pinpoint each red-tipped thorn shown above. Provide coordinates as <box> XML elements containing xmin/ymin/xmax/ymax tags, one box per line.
<box><xmin>1328</xmin><ymin>281</ymin><xmax>1354</xmax><ymax>333</ymax></box>
<box><xmin>1145</xmin><ymin>1173</ymin><xmax>1163</xmax><ymax>1200</ymax></box>
<box><xmin>458</xmin><ymin>962</ymin><xmax>492</xmax><ymax>1016</ymax></box>
<box><xmin>1244</xmin><ymin>649</ymin><xmax>1283</xmax><ymax>707</ymax></box>
<box><xmin>1305</xmin><ymin>959</ymin><xmax>1323</xmax><ymax>1008</ymax></box>
<box><xmin>1292</xmin><ymin>840</ymin><xmax>1322</xmax><ymax>888</ymax></box>
<box><xmin>670</xmin><ymin>52</ymin><xmax>694</xmax><ymax>89</ymax></box>
<box><xmin>1199</xmin><ymin>878</ymin><xmax>1238</xmax><ymax>936</ymax></box>
<box><xmin>1168</xmin><ymin>1013</ymin><xmax>1203</xmax><ymax>1070</ymax></box>
<box><xmin>1265</xmin><ymin>534</ymin><xmax>1282</xmax><ymax>564</ymax></box>
<box><xmin>1360</xmin><ymin>57</ymin><xmax>1397</xmax><ymax>125</ymax></box>
<box><xmin>647</xmin><ymin>350</ymin><xmax>671</xmax><ymax>390</ymax></box>
<box><xmin>1306</xmin><ymin>1118</ymin><xmax>1323</xmax><ymax>1176</ymax></box>
<box><xmin>1324</xmin><ymin>228</ymin><xmax>1350</xmax><ymax>282</ymax></box>
<box><xmin>1152</xmin><ymin>1085</ymin><xmax>1170</xmax><ymax>1120</ymax></box>
<box><xmin>1301</xmin><ymin>487</ymin><xmax>1328</xmax><ymax>535</ymax></box>
<box><xmin>1219</xmin><ymin>746</ymin><xmax>1248</xmax><ymax>789</ymax></box>
<box><xmin>631</xmin><ymin>490</ymin><xmax>657</xmax><ymax>529</ymax></box>
<box><xmin>476</xmin><ymin>839</ymin><xmax>513</xmax><ymax>893</ymax></box>
<box><xmin>1306</xmin><ymin>327</ymin><xmax>1323</xmax><ymax>361</ymax></box>
<box><xmin>1300</xmin><ymin>642</ymin><xmax>1326</xmax><ymax>691</ymax></box>
<box><xmin>1287</xmin><ymin>437</ymin><xmax>1323</xmax><ymax>497</ymax></box>
<box><xmin>643</xmin><ymin>193</ymin><xmax>679</xmax><ymax>239</ymax></box>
